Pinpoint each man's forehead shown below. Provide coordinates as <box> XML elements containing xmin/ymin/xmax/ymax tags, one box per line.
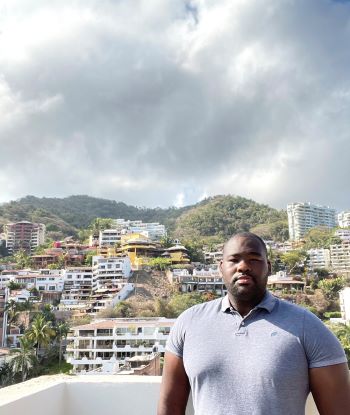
<box><xmin>223</xmin><ymin>235</ymin><xmax>266</xmax><ymax>256</ymax></box>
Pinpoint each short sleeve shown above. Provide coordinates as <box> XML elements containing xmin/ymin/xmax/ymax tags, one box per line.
<box><xmin>165</xmin><ymin>308</ymin><xmax>193</xmax><ymax>358</ymax></box>
<box><xmin>303</xmin><ymin>310</ymin><xmax>347</xmax><ymax>368</ymax></box>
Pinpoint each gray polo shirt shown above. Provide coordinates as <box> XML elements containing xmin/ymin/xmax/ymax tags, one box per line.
<box><xmin>166</xmin><ymin>291</ymin><xmax>347</xmax><ymax>415</ymax></box>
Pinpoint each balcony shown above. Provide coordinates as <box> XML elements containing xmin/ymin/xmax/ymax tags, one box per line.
<box><xmin>0</xmin><ymin>374</ymin><xmax>320</xmax><ymax>415</ymax></box>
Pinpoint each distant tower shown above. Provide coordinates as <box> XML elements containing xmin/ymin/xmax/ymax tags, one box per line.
<box><xmin>287</xmin><ymin>202</ymin><xmax>336</xmax><ymax>241</ymax></box>
<box><xmin>4</xmin><ymin>221</ymin><xmax>46</xmax><ymax>255</ymax></box>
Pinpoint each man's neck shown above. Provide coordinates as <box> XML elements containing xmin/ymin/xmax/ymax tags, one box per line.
<box><xmin>228</xmin><ymin>291</ymin><xmax>266</xmax><ymax>317</ymax></box>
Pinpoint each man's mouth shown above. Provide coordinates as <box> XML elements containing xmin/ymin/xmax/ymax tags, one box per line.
<box><xmin>234</xmin><ymin>274</ymin><xmax>254</xmax><ymax>284</ymax></box>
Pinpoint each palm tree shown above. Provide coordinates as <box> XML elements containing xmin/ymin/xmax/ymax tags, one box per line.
<box><xmin>0</xmin><ymin>362</ymin><xmax>13</xmax><ymax>387</ymax></box>
<box><xmin>55</xmin><ymin>321</ymin><xmax>70</xmax><ymax>370</ymax></box>
<box><xmin>10</xmin><ymin>336</ymin><xmax>37</xmax><ymax>382</ymax></box>
<box><xmin>26</xmin><ymin>315</ymin><xmax>56</xmax><ymax>359</ymax></box>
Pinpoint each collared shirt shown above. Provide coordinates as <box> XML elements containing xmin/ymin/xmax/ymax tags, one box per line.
<box><xmin>166</xmin><ymin>291</ymin><xmax>347</xmax><ymax>415</ymax></box>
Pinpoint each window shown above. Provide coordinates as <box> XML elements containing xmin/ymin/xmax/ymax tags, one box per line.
<box><xmin>49</xmin><ymin>286</ymin><xmax>55</xmax><ymax>291</ymax></box>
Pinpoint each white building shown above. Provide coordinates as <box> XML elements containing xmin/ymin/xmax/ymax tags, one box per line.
<box><xmin>60</xmin><ymin>267</ymin><xmax>93</xmax><ymax>310</ymax></box>
<box><xmin>66</xmin><ymin>318</ymin><xmax>175</xmax><ymax>373</ymax></box>
<box><xmin>92</xmin><ymin>256</ymin><xmax>132</xmax><ymax>290</ymax></box>
<box><xmin>112</xmin><ymin>219</ymin><xmax>166</xmax><ymax>241</ymax></box>
<box><xmin>335</xmin><ymin>229</ymin><xmax>350</xmax><ymax>241</ymax></box>
<box><xmin>339</xmin><ymin>287</ymin><xmax>350</xmax><ymax>323</ymax></box>
<box><xmin>204</xmin><ymin>250</ymin><xmax>223</xmax><ymax>264</ymax></box>
<box><xmin>167</xmin><ymin>269</ymin><xmax>226</xmax><ymax>296</ymax></box>
<box><xmin>99</xmin><ymin>229</ymin><xmax>123</xmax><ymax>247</ymax></box>
<box><xmin>287</xmin><ymin>203</ymin><xmax>336</xmax><ymax>241</ymax></box>
<box><xmin>307</xmin><ymin>248</ymin><xmax>331</xmax><ymax>269</ymax></box>
<box><xmin>35</xmin><ymin>269</ymin><xmax>64</xmax><ymax>292</ymax></box>
<box><xmin>338</xmin><ymin>211</ymin><xmax>350</xmax><ymax>228</ymax></box>
<box><xmin>330</xmin><ymin>241</ymin><xmax>350</xmax><ymax>273</ymax></box>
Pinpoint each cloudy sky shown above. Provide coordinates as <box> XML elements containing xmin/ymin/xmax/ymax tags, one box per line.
<box><xmin>1</xmin><ymin>0</ymin><xmax>350</xmax><ymax>210</ymax></box>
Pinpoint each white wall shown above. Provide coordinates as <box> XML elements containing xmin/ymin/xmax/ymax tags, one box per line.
<box><xmin>0</xmin><ymin>375</ymin><xmax>319</xmax><ymax>415</ymax></box>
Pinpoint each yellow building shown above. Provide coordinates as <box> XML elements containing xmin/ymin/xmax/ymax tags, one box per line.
<box><xmin>119</xmin><ymin>233</ymin><xmax>161</xmax><ymax>269</ymax></box>
<box><xmin>162</xmin><ymin>244</ymin><xmax>190</xmax><ymax>265</ymax></box>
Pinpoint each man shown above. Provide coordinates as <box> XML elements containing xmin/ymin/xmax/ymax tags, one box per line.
<box><xmin>158</xmin><ymin>232</ymin><xmax>350</xmax><ymax>415</ymax></box>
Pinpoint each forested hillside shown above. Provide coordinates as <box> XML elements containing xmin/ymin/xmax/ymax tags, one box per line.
<box><xmin>0</xmin><ymin>194</ymin><xmax>288</xmax><ymax>242</ymax></box>
<box><xmin>173</xmin><ymin>195</ymin><xmax>288</xmax><ymax>243</ymax></box>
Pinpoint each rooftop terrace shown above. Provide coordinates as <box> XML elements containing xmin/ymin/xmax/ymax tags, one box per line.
<box><xmin>0</xmin><ymin>375</ymin><xmax>320</xmax><ymax>415</ymax></box>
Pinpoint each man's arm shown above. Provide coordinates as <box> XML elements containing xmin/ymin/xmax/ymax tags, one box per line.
<box><xmin>309</xmin><ymin>363</ymin><xmax>350</xmax><ymax>415</ymax></box>
<box><xmin>157</xmin><ymin>352</ymin><xmax>190</xmax><ymax>415</ymax></box>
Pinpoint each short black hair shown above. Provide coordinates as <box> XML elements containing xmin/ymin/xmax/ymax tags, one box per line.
<box><xmin>223</xmin><ymin>232</ymin><xmax>268</xmax><ymax>257</ymax></box>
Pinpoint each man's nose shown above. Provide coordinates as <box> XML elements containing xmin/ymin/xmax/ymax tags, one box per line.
<box><xmin>237</xmin><ymin>259</ymin><xmax>250</xmax><ymax>272</ymax></box>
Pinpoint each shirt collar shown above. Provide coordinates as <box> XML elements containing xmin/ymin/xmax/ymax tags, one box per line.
<box><xmin>221</xmin><ymin>290</ymin><xmax>277</xmax><ymax>314</ymax></box>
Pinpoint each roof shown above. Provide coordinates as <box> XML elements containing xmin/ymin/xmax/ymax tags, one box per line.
<box><xmin>72</xmin><ymin>318</ymin><xmax>175</xmax><ymax>331</ymax></box>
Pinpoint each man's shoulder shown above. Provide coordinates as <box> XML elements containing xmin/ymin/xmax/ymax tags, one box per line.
<box><xmin>178</xmin><ymin>297</ymin><xmax>223</xmax><ymax>321</ymax></box>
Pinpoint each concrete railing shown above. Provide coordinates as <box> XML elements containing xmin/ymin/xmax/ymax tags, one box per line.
<box><xmin>0</xmin><ymin>375</ymin><xmax>320</xmax><ymax>415</ymax></box>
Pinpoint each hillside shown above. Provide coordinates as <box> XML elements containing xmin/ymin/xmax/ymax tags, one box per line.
<box><xmin>173</xmin><ymin>195</ymin><xmax>288</xmax><ymax>243</ymax></box>
<box><xmin>0</xmin><ymin>194</ymin><xmax>288</xmax><ymax>242</ymax></box>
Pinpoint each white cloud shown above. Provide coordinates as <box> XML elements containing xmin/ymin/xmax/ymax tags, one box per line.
<box><xmin>0</xmin><ymin>0</ymin><xmax>350</xmax><ymax>210</ymax></box>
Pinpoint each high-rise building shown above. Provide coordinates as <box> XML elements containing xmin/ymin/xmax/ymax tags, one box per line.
<box><xmin>338</xmin><ymin>211</ymin><xmax>350</xmax><ymax>228</ymax></box>
<box><xmin>287</xmin><ymin>203</ymin><xmax>336</xmax><ymax>241</ymax></box>
<box><xmin>4</xmin><ymin>221</ymin><xmax>46</xmax><ymax>255</ymax></box>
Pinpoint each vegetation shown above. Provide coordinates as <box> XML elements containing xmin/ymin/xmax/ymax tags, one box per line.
<box><xmin>303</xmin><ymin>227</ymin><xmax>341</xmax><ymax>250</ymax></box>
<box><xmin>0</xmin><ymin>194</ymin><xmax>287</xmax><ymax>242</ymax></box>
<box><xmin>146</xmin><ymin>257</ymin><xmax>172</xmax><ymax>271</ymax></box>
<box><xmin>173</xmin><ymin>195</ymin><xmax>287</xmax><ymax>243</ymax></box>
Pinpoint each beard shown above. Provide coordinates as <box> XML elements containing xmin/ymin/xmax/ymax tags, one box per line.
<box><xmin>227</xmin><ymin>274</ymin><xmax>267</xmax><ymax>305</ymax></box>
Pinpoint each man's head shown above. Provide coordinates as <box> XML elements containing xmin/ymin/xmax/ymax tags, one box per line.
<box><xmin>219</xmin><ymin>232</ymin><xmax>271</xmax><ymax>307</ymax></box>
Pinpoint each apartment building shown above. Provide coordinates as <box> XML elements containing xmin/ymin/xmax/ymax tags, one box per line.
<box><xmin>339</xmin><ymin>287</ymin><xmax>350</xmax><ymax>323</ymax></box>
<box><xmin>60</xmin><ymin>267</ymin><xmax>93</xmax><ymax>310</ymax></box>
<box><xmin>338</xmin><ymin>211</ymin><xmax>350</xmax><ymax>228</ymax></box>
<box><xmin>99</xmin><ymin>229</ymin><xmax>123</xmax><ymax>247</ymax></box>
<box><xmin>86</xmin><ymin>283</ymin><xmax>134</xmax><ymax>314</ymax></box>
<box><xmin>4</xmin><ymin>221</ymin><xmax>46</xmax><ymax>254</ymax></box>
<box><xmin>167</xmin><ymin>268</ymin><xmax>226</xmax><ymax>296</ymax></box>
<box><xmin>35</xmin><ymin>269</ymin><xmax>64</xmax><ymax>292</ymax></box>
<box><xmin>335</xmin><ymin>229</ymin><xmax>350</xmax><ymax>241</ymax></box>
<box><xmin>307</xmin><ymin>248</ymin><xmax>331</xmax><ymax>269</ymax></box>
<box><xmin>112</xmin><ymin>219</ymin><xmax>166</xmax><ymax>241</ymax></box>
<box><xmin>287</xmin><ymin>203</ymin><xmax>336</xmax><ymax>241</ymax></box>
<box><xmin>330</xmin><ymin>241</ymin><xmax>350</xmax><ymax>273</ymax></box>
<box><xmin>66</xmin><ymin>318</ymin><xmax>175</xmax><ymax>373</ymax></box>
<box><xmin>92</xmin><ymin>256</ymin><xmax>132</xmax><ymax>290</ymax></box>
<box><xmin>204</xmin><ymin>250</ymin><xmax>223</xmax><ymax>264</ymax></box>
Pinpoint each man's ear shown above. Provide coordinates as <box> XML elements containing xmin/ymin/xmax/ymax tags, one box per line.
<box><xmin>267</xmin><ymin>260</ymin><xmax>272</xmax><ymax>276</ymax></box>
<box><xmin>219</xmin><ymin>260</ymin><xmax>223</xmax><ymax>277</ymax></box>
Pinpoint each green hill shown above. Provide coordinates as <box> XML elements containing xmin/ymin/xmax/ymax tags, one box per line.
<box><xmin>173</xmin><ymin>195</ymin><xmax>288</xmax><ymax>243</ymax></box>
<box><xmin>0</xmin><ymin>194</ymin><xmax>288</xmax><ymax>242</ymax></box>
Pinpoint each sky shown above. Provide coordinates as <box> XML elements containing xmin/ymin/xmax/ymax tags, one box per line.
<box><xmin>1</xmin><ymin>0</ymin><xmax>350</xmax><ymax>211</ymax></box>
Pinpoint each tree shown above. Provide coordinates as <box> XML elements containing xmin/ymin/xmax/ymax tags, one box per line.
<box><xmin>13</xmin><ymin>249</ymin><xmax>33</xmax><ymax>269</ymax></box>
<box><xmin>5</xmin><ymin>299</ymin><xmax>21</xmax><ymax>331</ymax></box>
<box><xmin>0</xmin><ymin>362</ymin><xmax>13</xmax><ymax>387</ymax></box>
<box><xmin>303</xmin><ymin>227</ymin><xmax>341</xmax><ymax>250</ymax></box>
<box><xmin>84</xmin><ymin>250</ymin><xmax>97</xmax><ymax>266</ymax></box>
<box><xmin>168</xmin><ymin>292</ymin><xmax>208</xmax><ymax>317</ymax></box>
<box><xmin>113</xmin><ymin>301</ymin><xmax>134</xmax><ymax>318</ymax></box>
<box><xmin>89</xmin><ymin>218</ymin><xmax>114</xmax><ymax>232</ymax></box>
<box><xmin>318</xmin><ymin>277</ymin><xmax>346</xmax><ymax>300</ymax></box>
<box><xmin>26</xmin><ymin>315</ymin><xmax>56</xmax><ymax>358</ymax></box>
<box><xmin>10</xmin><ymin>336</ymin><xmax>38</xmax><ymax>382</ymax></box>
<box><xmin>55</xmin><ymin>321</ymin><xmax>70</xmax><ymax>370</ymax></box>
<box><xmin>147</xmin><ymin>257</ymin><xmax>172</xmax><ymax>271</ymax></box>
<box><xmin>160</xmin><ymin>235</ymin><xmax>174</xmax><ymax>248</ymax></box>
<box><xmin>7</xmin><ymin>280</ymin><xmax>22</xmax><ymax>291</ymax></box>
<box><xmin>280</xmin><ymin>250</ymin><xmax>307</xmax><ymax>273</ymax></box>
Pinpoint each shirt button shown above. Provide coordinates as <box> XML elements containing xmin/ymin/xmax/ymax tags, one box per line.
<box><xmin>241</xmin><ymin>321</ymin><xmax>245</xmax><ymax>326</ymax></box>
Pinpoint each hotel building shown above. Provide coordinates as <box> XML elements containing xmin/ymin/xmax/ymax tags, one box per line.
<box><xmin>287</xmin><ymin>203</ymin><xmax>336</xmax><ymax>241</ymax></box>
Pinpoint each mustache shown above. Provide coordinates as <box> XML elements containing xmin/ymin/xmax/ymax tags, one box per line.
<box><xmin>232</xmin><ymin>273</ymin><xmax>255</xmax><ymax>283</ymax></box>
